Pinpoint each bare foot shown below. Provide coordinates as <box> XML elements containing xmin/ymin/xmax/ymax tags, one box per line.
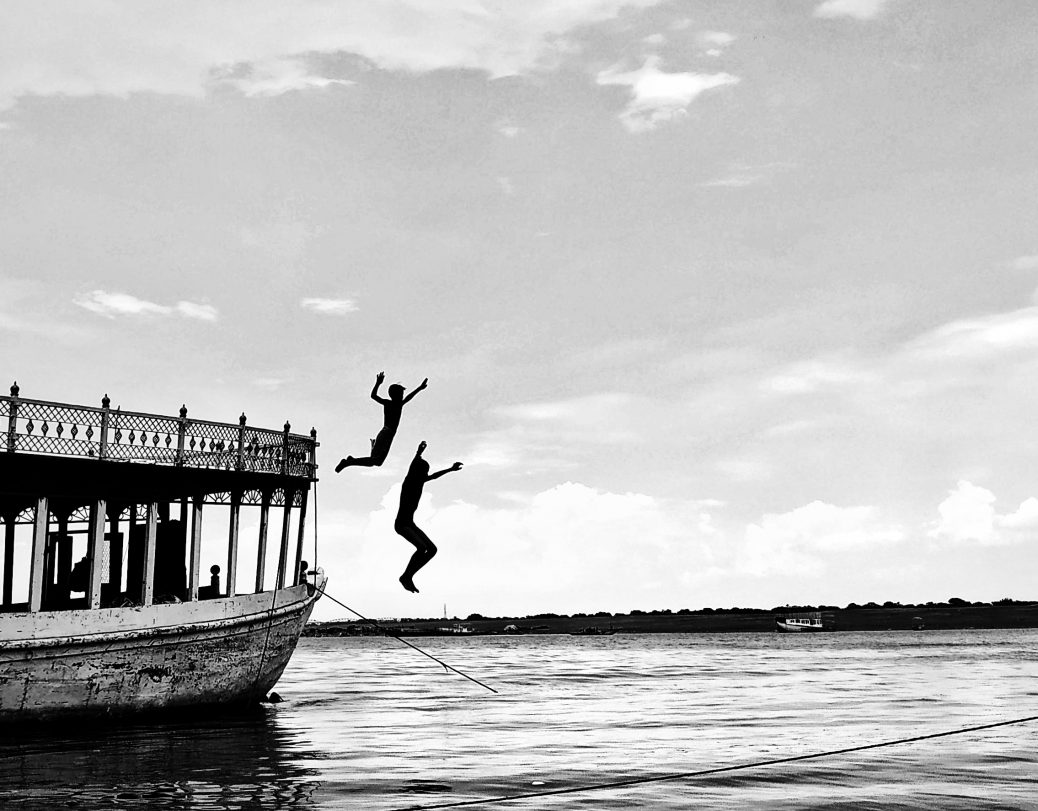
<box><xmin>335</xmin><ymin>457</ymin><xmax>353</xmax><ymax>473</ymax></box>
<box><xmin>399</xmin><ymin>575</ymin><xmax>418</xmax><ymax>593</ymax></box>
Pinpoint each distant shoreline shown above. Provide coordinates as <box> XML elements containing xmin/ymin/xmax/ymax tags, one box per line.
<box><xmin>305</xmin><ymin>603</ymin><xmax>1038</xmax><ymax>637</ymax></box>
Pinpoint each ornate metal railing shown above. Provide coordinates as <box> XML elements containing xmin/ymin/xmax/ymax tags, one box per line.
<box><xmin>2</xmin><ymin>383</ymin><xmax>317</xmax><ymax>479</ymax></box>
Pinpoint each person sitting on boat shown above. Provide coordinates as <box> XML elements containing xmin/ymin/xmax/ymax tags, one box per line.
<box><xmin>395</xmin><ymin>440</ymin><xmax>462</xmax><ymax>593</ymax></box>
<box><xmin>336</xmin><ymin>371</ymin><xmax>427</xmax><ymax>471</ymax></box>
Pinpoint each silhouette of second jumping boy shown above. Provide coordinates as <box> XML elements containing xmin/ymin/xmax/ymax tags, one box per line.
<box><xmin>395</xmin><ymin>441</ymin><xmax>463</xmax><ymax>593</ymax></box>
<box><xmin>336</xmin><ymin>371</ymin><xmax>427</xmax><ymax>471</ymax></box>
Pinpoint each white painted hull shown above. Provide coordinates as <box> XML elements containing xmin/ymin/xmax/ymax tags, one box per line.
<box><xmin>776</xmin><ymin>620</ymin><xmax>824</xmax><ymax>632</ymax></box>
<box><xmin>0</xmin><ymin>575</ymin><xmax>324</xmax><ymax>723</ymax></box>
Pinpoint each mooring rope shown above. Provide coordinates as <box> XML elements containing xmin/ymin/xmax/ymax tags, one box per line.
<box><xmin>316</xmin><ymin>588</ymin><xmax>498</xmax><ymax>695</ymax></box>
<box><xmin>396</xmin><ymin>714</ymin><xmax>1038</xmax><ymax>810</ymax></box>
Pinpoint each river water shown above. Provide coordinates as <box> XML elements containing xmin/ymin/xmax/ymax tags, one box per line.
<box><xmin>1</xmin><ymin>630</ymin><xmax>1036</xmax><ymax>810</ymax></box>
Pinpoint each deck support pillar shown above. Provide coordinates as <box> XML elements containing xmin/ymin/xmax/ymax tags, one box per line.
<box><xmin>276</xmin><ymin>489</ymin><xmax>293</xmax><ymax>590</ymax></box>
<box><xmin>141</xmin><ymin>502</ymin><xmax>157</xmax><ymax>607</ymax></box>
<box><xmin>226</xmin><ymin>491</ymin><xmax>240</xmax><ymax>598</ymax></box>
<box><xmin>107</xmin><ymin>507</ymin><xmax>123</xmax><ymax>599</ymax></box>
<box><xmin>255</xmin><ymin>491</ymin><xmax>270</xmax><ymax>593</ymax></box>
<box><xmin>87</xmin><ymin>499</ymin><xmax>105</xmax><ymax>610</ymax></box>
<box><xmin>27</xmin><ymin>497</ymin><xmax>49</xmax><ymax>612</ymax></box>
<box><xmin>2</xmin><ymin>513</ymin><xmax>14</xmax><ymax>606</ymax></box>
<box><xmin>55</xmin><ymin>511</ymin><xmax>72</xmax><ymax>609</ymax></box>
<box><xmin>188</xmin><ymin>496</ymin><xmax>203</xmax><ymax>601</ymax></box>
<box><xmin>293</xmin><ymin>489</ymin><xmax>309</xmax><ymax>586</ymax></box>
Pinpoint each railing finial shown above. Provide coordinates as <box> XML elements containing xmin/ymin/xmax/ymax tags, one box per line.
<box><xmin>10</xmin><ymin>382</ymin><xmax>18</xmax><ymax>397</ymax></box>
<box><xmin>101</xmin><ymin>393</ymin><xmax>110</xmax><ymax>409</ymax></box>
<box><xmin>239</xmin><ymin>412</ymin><xmax>247</xmax><ymax>426</ymax></box>
<box><xmin>179</xmin><ymin>404</ymin><xmax>188</xmax><ymax>419</ymax></box>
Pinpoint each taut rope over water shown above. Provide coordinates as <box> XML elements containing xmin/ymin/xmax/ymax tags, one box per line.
<box><xmin>395</xmin><ymin>714</ymin><xmax>1038</xmax><ymax>809</ymax></box>
<box><xmin>315</xmin><ymin>588</ymin><xmax>498</xmax><ymax>695</ymax></box>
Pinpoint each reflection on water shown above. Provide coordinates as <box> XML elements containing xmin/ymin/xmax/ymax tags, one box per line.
<box><xmin>0</xmin><ymin>709</ymin><xmax>321</xmax><ymax>809</ymax></box>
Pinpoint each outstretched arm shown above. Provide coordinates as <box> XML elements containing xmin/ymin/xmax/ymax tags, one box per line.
<box><xmin>426</xmin><ymin>461</ymin><xmax>463</xmax><ymax>481</ymax></box>
<box><xmin>402</xmin><ymin>377</ymin><xmax>428</xmax><ymax>404</ymax></box>
<box><xmin>370</xmin><ymin>371</ymin><xmax>389</xmax><ymax>404</ymax></box>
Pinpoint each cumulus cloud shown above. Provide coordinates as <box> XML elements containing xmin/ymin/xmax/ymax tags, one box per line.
<box><xmin>300</xmin><ymin>297</ymin><xmax>359</xmax><ymax>315</ymax></box>
<box><xmin>596</xmin><ymin>56</ymin><xmax>739</xmax><ymax>133</ymax></box>
<box><xmin>814</xmin><ymin>0</ymin><xmax>892</xmax><ymax>20</ymax></box>
<box><xmin>0</xmin><ymin>1</ymin><xmax>663</xmax><ymax>112</ymax></box>
<box><xmin>741</xmin><ymin>501</ymin><xmax>904</xmax><ymax>576</ymax></box>
<box><xmin>929</xmin><ymin>481</ymin><xmax>1038</xmax><ymax>546</ymax></box>
<box><xmin>75</xmin><ymin>290</ymin><xmax>218</xmax><ymax>321</ymax></box>
<box><xmin>342</xmin><ymin>480</ymin><xmax>716</xmax><ymax>613</ymax></box>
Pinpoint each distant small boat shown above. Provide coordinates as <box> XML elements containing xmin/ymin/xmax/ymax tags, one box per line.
<box><xmin>436</xmin><ymin>623</ymin><xmax>474</xmax><ymax>634</ymax></box>
<box><xmin>775</xmin><ymin>612</ymin><xmax>826</xmax><ymax>632</ymax></box>
<box><xmin>569</xmin><ymin>626</ymin><xmax>616</xmax><ymax>636</ymax></box>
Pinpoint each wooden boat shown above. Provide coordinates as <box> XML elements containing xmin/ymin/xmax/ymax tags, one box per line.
<box><xmin>0</xmin><ymin>384</ymin><xmax>324</xmax><ymax>722</ymax></box>
<box><xmin>775</xmin><ymin>612</ymin><xmax>826</xmax><ymax>632</ymax></box>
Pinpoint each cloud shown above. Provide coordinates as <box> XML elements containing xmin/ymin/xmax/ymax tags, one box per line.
<box><xmin>495</xmin><ymin>119</ymin><xmax>521</xmax><ymax>138</ymax></box>
<box><xmin>741</xmin><ymin>501</ymin><xmax>904</xmax><ymax>576</ymax></box>
<box><xmin>929</xmin><ymin>481</ymin><xmax>1038</xmax><ymax>546</ymax></box>
<box><xmin>495</xmin><ymin>392</ymin><xmax>643</xmax><ymax>445</ymax></box>
<box><xmin>761</xmin><ymin>358</ymin><xmax>877</xmax><ymax>394</ymax></box>
<box><xmin>700</xmin><ymin>161</ymin><xmax>796</xmax><ymax>189</ymax></box>
<box><xmin>906</xmin><ymin>306</ymin><xmax>1038</xmax><ymax>361</ymax></box>
<box><xmin>0</xmin><ymin>1</ymin><xmax>664</xmax><ymax>112</ymax></box>
<box><xmin>75</xmin><ymin>290</ymin><xmax>218</xmax><ymax>321</ymax></box>
<box><xmin>219</xmin><ymin>57</ymin><xmax>354</xmax><ymax>98</ymax></box>
<box><xmin>698</xmin><ymin>30</ymin><xmax>735</xmax><ymax>57</ymax></box>
<box><xmin>174</xmin><ymin>301</ymin><xmax>219</xmax><ymax>321</ymax></box>
<box><xmin>596</xmin><ymin>56</ymin><xmax>739</xmax><ymax>133</ymax></box>
<box><xmin>814</xmin><ymin>0</ymin><xmax>892</xmax><ymax>20</ymax></box>
<box><xmin>300</xmin><ymin>297</ymin><xmax>359</xmax><ymax>315</ymax></box>
<box><xmin>339</xmin><ymin>480</ymin><xmax>716</xmax><ymax>614</ymax></box>
<box><xmin>1008</xmin><ymin>255</ymin><xmax>1038</xmax><ymax>271</ymax></box>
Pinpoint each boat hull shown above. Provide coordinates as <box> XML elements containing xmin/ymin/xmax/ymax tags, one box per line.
<box><xmin>0</xmin><ymin>576</ymin><xmax>323</xmax><ymax>723</ymax></box>
<box><xmin>775</xmin><ymin>620</ymin><xmax>824</xmax><ymax>632</ymax></box>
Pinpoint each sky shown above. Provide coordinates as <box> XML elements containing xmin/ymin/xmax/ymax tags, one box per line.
<box><xmin>2</xmin><ymin>1</ymin><xmax>1037</xmax><ymax>622</ymax></box>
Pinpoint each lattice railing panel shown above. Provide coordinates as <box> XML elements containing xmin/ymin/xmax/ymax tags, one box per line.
<box><xmin>105</xmin><ymin>410</ymin><xmax>181</xmax><ymax>463</ymax></box>
<box><xmin>7</xmin><ymin>400</ymin><xmax>104</xmax><ymax>457</ymax></box>
<box><xmin>2</xmin><ymin>391</ymin><xmax>317</xmax><ymax>480</ymax></box>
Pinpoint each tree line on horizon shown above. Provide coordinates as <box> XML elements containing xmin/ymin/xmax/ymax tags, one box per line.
<box><xmin>406</xmin><ymin>596</ymin><xmax>1036</xmax><ymax>624</ymax></box>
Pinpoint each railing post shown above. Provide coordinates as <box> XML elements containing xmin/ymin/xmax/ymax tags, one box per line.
<box><xmin>176</xmin><ymin>404</ymin><xmax>188</xmax><ymax>465</ymax></box>
<box><xmin>99</xmin><ymin>393</ymin><xmax>110</xmax><ymax>460</ymax></box>
<box><xmin>7</xmin><ymin>381</ymin><xmax>19</xmax><ymax>453</ymax></box>
<box><xmin>281</xmin><ymin>420</ymin><xmax>290</xmax><ymax>475</ymax></box>
<box><xmin>310</xmin><ymin>427</ymin><xmax>318</xmax><ymax>478</ymax></box>
<box><xmin>236</xmin><ymin>413</ymin><xmax>246</xmax><ymax>471</ymax></box>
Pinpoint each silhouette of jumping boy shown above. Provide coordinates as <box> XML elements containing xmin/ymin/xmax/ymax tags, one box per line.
<box><xmin>336</xmin><ymin>371</ymin><xmax>427</xmax><ymax>471</ymax></box>
<box><xmin>395</xmin><ymin>441</ymin><xmax>462</xmax><ymax>593</ymax></box>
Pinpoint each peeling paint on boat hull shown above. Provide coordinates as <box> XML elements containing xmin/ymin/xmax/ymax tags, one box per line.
<box><xmin>0</xmin><ymin>578</ymin><xmax>323</xmax><ymax>722</ymax></box>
